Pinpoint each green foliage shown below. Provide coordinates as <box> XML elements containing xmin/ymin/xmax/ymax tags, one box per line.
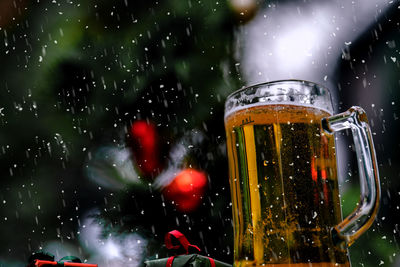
<box><xmin>0</xmin><ymin>0</ymin><xmax>239</xmax><ymax>261</ymax></box>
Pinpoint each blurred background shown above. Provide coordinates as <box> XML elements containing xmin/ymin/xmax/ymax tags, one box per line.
<box><xmin>0</xmin><ymin>0</ymin><xmax>399</xmax><ymax>266</ymax></box>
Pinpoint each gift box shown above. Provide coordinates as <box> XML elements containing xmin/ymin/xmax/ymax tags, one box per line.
<box><xmin>27</xmin><ymin>252</ymin><xmax>97</xmax><ymax>267</ymax></box>
<box><xmin>145</xmin><ymin>254</ymin><xmax>231</xmax><ymax>267</ymax></box>
<box><xmin>145</xmin><ymin>230</ymin><xmax>231</xmax><ymax>267</ymax></box>
<box><xmin>29</xmin><ymin>261</ymin><xmax>97</xmax><ymax>267</ymax></box>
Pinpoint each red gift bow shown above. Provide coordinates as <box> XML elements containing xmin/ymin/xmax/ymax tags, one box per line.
<box><xmin>164</xmin><ymin>230</ymin><xmax>215</xmax><ymax>267</ymax></box>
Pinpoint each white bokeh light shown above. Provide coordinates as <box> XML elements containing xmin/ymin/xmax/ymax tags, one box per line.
<box><xmin>275</xmin><ymin>24</ymin><xmax>318</xmax><ymax>71</ymax></box>
<box><xmin>79</xmin><ymin>210</ymin><xmax>147</xmax><ymax>267</ymax></box>
<box><xmin>238</xmin><ymin>0</ymin><xmax>392</xmax><ymax>97</ymax></box>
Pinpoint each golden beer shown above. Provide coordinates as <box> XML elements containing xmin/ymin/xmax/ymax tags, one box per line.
<box><xmin>225</xmin><ymin>104</ymin><xmax>350</xmax><ymax>267</ymax></box>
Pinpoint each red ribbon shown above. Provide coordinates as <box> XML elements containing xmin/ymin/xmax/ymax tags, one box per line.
<box><xmin>165</xmin><ymin>230</ymin><xmax>201</xmax><ymax>254</ymax></box>
<box><xmin>165</xmin><ymin>230</ymin><xmax>215</xmax><ymax>267</ymax></box>
<box><xmin>166</xmin><ymin>257</ymin><xmax>175</xmax><ymax>267</ymax></box>
<box><xmin>207</xmin><ymin>257</ymin><xmax>216</xmax><ymax>267</ymax></box>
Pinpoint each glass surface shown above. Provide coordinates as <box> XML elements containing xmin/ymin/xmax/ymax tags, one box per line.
<box><xmin>224</xmin><ymin>80</ymin><xmax>380</xmax><ymax>267</ymax></box>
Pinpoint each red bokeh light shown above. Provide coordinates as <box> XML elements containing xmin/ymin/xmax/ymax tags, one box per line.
<box><xmin>163</xmin><ymin>168</ymin><xmax>208</xmax><ymax>213</ymax></box>
<box><xmin>130</xmin><ymin>120</ymin><xmax>160</xmax><ymax>177</ymax></box>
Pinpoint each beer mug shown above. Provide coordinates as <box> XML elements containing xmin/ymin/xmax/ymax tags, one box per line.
<box><xmin>224</xmin><ymin>80</ymin><xmax>380</xmax><ymax>267</ymax></box>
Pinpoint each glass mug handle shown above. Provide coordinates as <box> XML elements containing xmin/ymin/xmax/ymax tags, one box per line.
<box><xmin>322</xmin><ymin>106</ymin><xmax>381</xmax><ymax>247</ymax></box>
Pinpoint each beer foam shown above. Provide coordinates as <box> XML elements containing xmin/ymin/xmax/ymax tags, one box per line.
<box><xmin>224</xmin><ymin>101</ymin><xmax>333</xmax><ymax>120</ymax></box>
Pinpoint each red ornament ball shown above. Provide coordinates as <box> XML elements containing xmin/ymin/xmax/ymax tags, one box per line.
<box><xmin>162</xmin><ymin>168</ymin><xmax>208</xmax><ymax>213</ymax></box>
<box><xmin>130</xmin><ymin>120</ymin><xmax>160</xmax><ymax>177</ymax></box>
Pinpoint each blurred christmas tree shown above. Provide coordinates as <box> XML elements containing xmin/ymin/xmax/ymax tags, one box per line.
<box><xmin>0</xmin><ymin>0</ymin><xmax>250</xmax><ymax>265</ymax></box>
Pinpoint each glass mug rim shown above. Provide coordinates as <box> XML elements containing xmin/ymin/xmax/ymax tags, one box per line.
<box><xmin>224</xmin><ymin>79</ymin><xmax>334</xmax><ymax>119</ymax></box>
